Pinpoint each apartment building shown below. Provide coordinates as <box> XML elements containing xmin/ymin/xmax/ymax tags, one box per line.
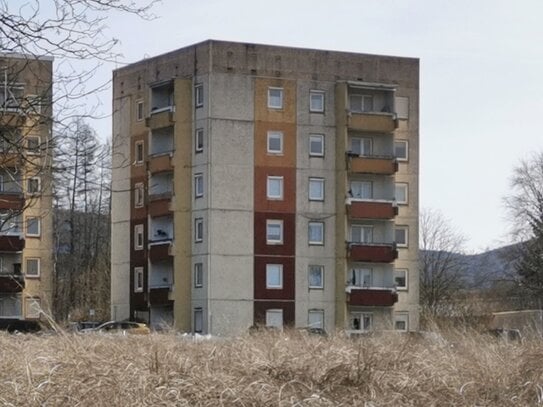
<box><xmin>0</xmin><ymin>54</ymin><xmax>54</xmax><ymax>321</ymax></box>
<box><xmin>111</xmin><ymin>40</ymin><xmax>419</xmax><ymax>336</ymax></box>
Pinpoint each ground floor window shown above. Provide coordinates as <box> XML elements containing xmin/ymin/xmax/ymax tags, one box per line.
<box><xmin>394</xmin><ymin>312</ymin><xmax>409</xmax><ymax>331</ymax></box>
<box><xmin>349</xmin><ymin>312</ymin><xmax>372</xmax><ymax>331</ymax></box>
<box><xmin>265</xmin><ymin>309</ymin><xmax>283</xmax><ymax>328</ymax></box>
<box><xmin>308</xmin><ymin>309</ymin><xmax>324</xmax><ymax>329</ymax></box>
<box><xmin>194</xmin><ymin>308</ymin><xmax>203</xmax><ymax>333</ymax></box>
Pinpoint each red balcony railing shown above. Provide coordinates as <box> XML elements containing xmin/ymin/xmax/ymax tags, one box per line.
<box><xmin>346</xmin><ymin>287</ymin><xmax>398</xmax><ymax>307</ymax></box>
<box><xmin>348</xmin><ymin>242</ymin><xmax>397</xmax><ymax>263</ymax></box>
<box><xmin>347</xmin><ymin>199</ymin><xmax>397</xmax><ymax>220</ymax></box>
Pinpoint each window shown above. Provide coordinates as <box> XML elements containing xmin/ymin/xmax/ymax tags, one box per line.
<box><xmin>351</xmin><ymin>225</ymin><xmax>373</xmax><ymax>243</ymax></box>
<box><xmin>267</xmin><ymin>131</ymin><xmax>283</xmax><ymax>154</ymax></box>
<box><xmin>134</xmin><ymin>267</ymin><xmax>144</xmax><ymax>292</ymax></box>
<box><xmin>309</xmin><ymin>90</ymin><xmax>325</xmax><ymax>112</ymax></box>
<box><xmin>394</xmin><ymin>140</ymin><xmax>408</xmax><ymax>161</ymax></box>
<box><xmin>266</xmin><ymin>264</ymin><xmax>283</xmax><ymax>289</ymax></box>
<box><xmin>265</xmin><ymin>309</ymin><xmax>283</xmax><ymax>328</ymax></box>
<box><xmin>266</xmin><ymin>220</ymin><xmax>283</xmax><ymax>244</ymax></box>
<box><xmin>25</xmin><ymin>297</ymin><xmax>41</xmax><ymax>319</ymax></box>
<box><xmin>267</xmin><ymin>87</ymin><xmax>283</xmax><ymax>109</ymax></box>
<box><xmin>25</xmin><ymin>258</ymin><xmax>40</xmax><ymax>278</ymax></box>
<box><xmin>27</xmin><ymin>136</ymin><xmax>40</xmax><ymax>154</ymax></box>
<box><xmin>134</xmin><ymin>224</ymin><xmax>144</xmax><ymax>250</ymax></box>
<box><xmin>308</xmin><ymin>265</ymin><xmax>324</xmax><ymax>289</ymax></box>
<box><xmin>194</xmin><ymin>173</ymin><xmax>204</xmax><ymax>198</ymax></box>
<box><xmin>350</xmin><ymin>94</ymin><xmax>374</xmax><ymax>113</ymax></box>
<box><xmin>194</xmin><ymin>263</ymin><xmax>203</xmax><ymax>288</ymax></box>
<box><xmin>194</xmin><ymin>308</ymin><xmax>203</xmax><ymax>333</ymax></box>
<box><xmin>309</xmin><ymin>178</ymin><xmax>324</xmax><ymax>201</ymax></box>
<box><xmin>136</xmin><ymin>100</ymin><xmax>144</xmax><ymax>121</ymax></box>
<box><xmin>395</xmin><ymin>183</ymin><xmax>408</xmax><ymax>205</ymax></box>
<box><xmin>309</xmin><ymin>134</ymin><xmax>324</xmax><ymax>157</ymax></box>
<box><xmin>350</xmin><ymin>181</ymin><xmax>372</xmax><ymax>199</ymax></box>
<box><xmin>394</xmin><ymin>313</ymin><xmax>409</xmax><ymax>331</ymax></box>
<box><xmin>395</xmin><ymin>226</ymin><xmax>408</xmax><ymax>247</ymax></box>
<box><xmin>308</xmin><ymin>221</ymin><xmax>324</xmax><ymax>245</ymax></box>
<box><xmin>195</xmin><ymin>128</ymin><xmax>204</xmax><ymax>153</ymax></box>
<box><xmin>351</xmin><ymin>137</ymin><xmax>372</xmax><ymax>156</ymax></box>
<box><xmin>0</xmin><ymin>175</ymin><xmax>4</xmax><ymax>192</ymax></box>
<box><xmin>350</xmin><ymin>312</ymin><xmax>373</xmax><ymax>331</ymax></box>
<box><xmin>26</xmin><ymin>217</ymin><xmax>40</xmax><ymax>237</ymax></box>
<box><xmin>350</xmin><ymin>268</ymin><xmax>372</xmax><ymax>287</ymax></box>
<box><xmin>395</xmin><ymin>96</ymin><xmax>409</xmax><ymax>120</ymax></box>
<box><xmin>135</xmin><ymin>141</ymin><xmax>144</xmax><ymax>164</ymax></box>
<box><xmin>194</xmin><ymin>218</ymin><xmax>203</xmax><ymax>242</ymax></box>
<box><xmin>27</xmin><ymin>177</ymin><xmax>40</xmax><ymax>195</ymax></box>
<box><xmin>267</xmin><ymin>176</ymin><xmax>283</xmax><ymax>200</ymax></box>
<box><xmin>195</xmin><ymin>84</ymin><xmax>204</xmax><ymax>107</ymax></box>
<box><xmin>308</xmin><ymin>309</ymin><xmax>324</xmax><ymax>329</ymax></box>
<box><xmin>394</xmin><ymin>269</ymin><xmax>408</xmax><ymax>290</ymax></box>
<box><xmin>134</xmin><ymin>183</ymin><xmax>144</xmax><ymax>208</ymax></box>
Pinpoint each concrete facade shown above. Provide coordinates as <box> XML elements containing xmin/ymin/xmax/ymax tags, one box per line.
<box><xmin>111</xmin><ymin>40</ymin><xmax>420</xmax><ymax>335</ymax></box>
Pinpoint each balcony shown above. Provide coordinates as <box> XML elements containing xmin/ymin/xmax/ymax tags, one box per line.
<box><xmin>148</xmin><ymin>153</ymin><xmax>173</xmax><ymax>174</ymax></box>
<box><xmin>0</xmin><ymin>274</ymin><xmax>24</xmax><ymax>292</ymax></box>
<box><xmin>149</xmin><ymin>286</ymin><xmax>173</xmax><ymax>305</ymax></box>
<box><xmin>0</xmin><ymin>193</ymin><xmax>24</xmax><ymax>211</ymax></box>
<box><xmin>146</xmin><ymin>110</ymin><xmax>175</xmax><ymax>129</ymax></box>
<box><xmin>347</xmin><ymin>112</ymin><xmax>397</xmax><ymax>133</ymax></box>
<box><xmin>149</xmin><ymin>240</ymin><xmax>173</xmax><ymax>263</ymax></box>
<box><xmin>346</xmin><ymin>286</ymin><xmax>398</xmax><ymax>307</ymax></box>
<box><xmin>0</xmin><ymin>235</ymin><xmax>24</xmax><ymax>252</ymax></box>
<box><xmin>348</xmin><ymin>242</ymin><xmax>397</xmax><ymax>263</ymax></box>
<box><xmin>347</xmin><ymin>198</ymin><xmax>397</xmax><ymax>220</ymax></box>
<box><xmin>348</xmin><ymin>155</ymin><xmax>398</xmax><ymax>175</ymax></box>
<box><xmin>149</xmin><ymin>197</ymin><xmax>172</xmax><ymax>218</ymax></box>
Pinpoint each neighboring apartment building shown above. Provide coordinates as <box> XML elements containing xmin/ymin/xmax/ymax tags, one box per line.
<box><xmin>0</xmin><ymin>54</ymin><xmax>54</xmax><ymax>320</ymax></box>
<box><xmin>111</xmin><ymin>40</ymin><xmax>419</xmax><ymax>336</ymax></box>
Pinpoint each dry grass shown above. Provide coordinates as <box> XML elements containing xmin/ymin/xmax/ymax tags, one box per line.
<box><xmin>1</xmin><ymin>328</ymin><xmax>543</xmax><ymax>406</ymax></box>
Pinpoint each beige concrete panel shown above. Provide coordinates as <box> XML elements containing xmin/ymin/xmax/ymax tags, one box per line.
<box><xmin>209</xmin><ymin>73</ymin><xmax>254</xmax><ymax>121</ymax></box>
<box><xmin>296</xmin><ymin>125</ymin><xmax>337</xmax><ymax>171</ymax></box>
<box><xmin>209</xmin><ymin>119</ymin><xmax>254</xmax><ymax>166</ymax></box>
<box><xmin>208</xmin><ymin>209</ymin><xmax>253</xmax><ymax>256</ymax></box>
<box><xmin>209</xmin><ymin>300</ymin><xmax>253</xmax><ymax>336</ymax></box>
<box><xmin>296</xmin><ymin>80</ymin><xmax>336</xmax><ymax>127</ymax></box>
<box><xmin>208</xmin><ymin>255</ymin><xmax>253</xmax><ymax>301</ymax></box>
<box><xmin>296</xmin><ymin>168</ymin><xmax>337</xmax><ymax>214</ymax></box>
<box><xmin>210</xmin><ymin>166</ymin><xmax>253</xmax><ymax>210</ymax></box>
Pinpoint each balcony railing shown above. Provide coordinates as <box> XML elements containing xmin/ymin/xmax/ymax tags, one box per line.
<box><xmin>149</xmin><ymin>197</ymin><xmax>172</xmax><ymax>217</ymax></box>
<box><xmin>347</xmin><ymin>112</ymin><xmax>398</xmax><ymax>133</ymax></box>
<box><xmin>346</xmin><ymin>286</ymin><xmax>398</xmax><ymax>307</ymax></box>
<box><xmin>149</xmin><ymin>240</ymin><xmax>173</xmax><ymax>263</ymax></box>
<box><xmin>346</xmin><ymin>198</ymin><xmax>398</xmax><ymax>220</ymax></box>
<box><xmin>0</xmin><ymin>193</ymin><xmax>24</xmax><ymax>211</ymax></box>
<box><xmin>347</xmin><ymin>153</ymin><xmax>398</xmax><ymax>175</ymax></box>
<box><xmin>149</xmin><ymin>286</ymin><xmax>173</xmax><ymax>305</ymax></box>
<box><xmin>0</xmin><ymin>274</ymin><xmax>24</xmax><ymax>292</ymax></box>
<box><xmin>0</xmin><ymin>235</ymin><xmax>24</xmax><ymax>252</ymax></box>
<box><xmin>146</xmin><ymin>109</ymin><xmax>175</xmax><ymax>129</ymax></box>
<box><xmin>348</xmin><ymin>242</ymin><xmax>398</xmax><ymax>263</ymax></box>
<box><xmin>148</xmin><ymin>153</ymin><xmax>174</xmax><ymax>174</ymax></box>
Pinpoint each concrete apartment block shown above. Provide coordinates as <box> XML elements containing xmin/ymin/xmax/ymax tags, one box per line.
<box><xmin>111</xmin><ymin>40</ymin><xmax>420</xmax><ymax>335</ymax></box>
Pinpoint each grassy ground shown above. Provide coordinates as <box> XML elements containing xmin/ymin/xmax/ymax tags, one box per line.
<box><xmin>1</xmin><ymin>328</ymin><xmax>542</xmax><ymax>406</ymax></box>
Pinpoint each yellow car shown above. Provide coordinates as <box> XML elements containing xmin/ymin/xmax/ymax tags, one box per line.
<box><xmin>83</xmin><ymin>321</ymin><xmax>151</xmax><ymax>335</ymax></box>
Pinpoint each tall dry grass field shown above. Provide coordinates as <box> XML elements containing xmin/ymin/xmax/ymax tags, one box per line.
<box><xmin>1</xmin><ymin>329</ymin><xmax>543</xmax><ymax>406</ymax></box>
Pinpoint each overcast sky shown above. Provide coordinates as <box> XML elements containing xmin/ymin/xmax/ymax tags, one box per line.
<box><xmin>85</xmin><ymin>0</ymin><xmax>543</xmax><ymax>253</ymax></box>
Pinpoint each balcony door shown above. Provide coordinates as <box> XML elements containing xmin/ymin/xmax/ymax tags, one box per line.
<box><xmin>351</xmin><ymin>225</ymin><xmax>373</xmax><ymax>243</ymax></box>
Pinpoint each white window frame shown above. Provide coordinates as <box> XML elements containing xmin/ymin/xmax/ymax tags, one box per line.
<box><xmin>195</xmin><ymin>83</ymin><xmax>204</xmax><ymax>107</ymax></box>
<box><xmin>26</xmin><ymin>176</ymin><xmax>41</xmax><ymax>195</ymax></box>
<box><xmin>194</xmin><ymin>218</ymin><xmax>204</xmax><ymax>243</ymax></box>
<box><xmin>349</xmin><ymin>94</ymin><xmax>374</xmax><ymax>113</ymax></box>
<box><xmin>195</xmin><ymin>128</ymin><xmax>204</xmax><ymax>153</ymax></box>
<box><xmin>308</xmin><ymin>177</ymin><xmax>324</xmax><ymax>201</ymax></box>
<box><xmin>26</xmin><ymin>135</ymin><xmax>40</xmax><ymax>155</ymax></box>
<box><xmin>309</xmin><ymin>90</ymin><xmax>325</xmax><ymax>113</ymax></box>
<box><xmin>350</xmin><ymin>181</ymin><xmax>373</xmax><ymax>200</ymax></box>
<box><xmin>394</xmin><ymin>312</ymin><xmax>409</xmax><ymax>331</ymax></box>
<box><xmin>308</xmin><ymin>309</ymin><xmax>324</xmax><ymax>329</ymax></box>
<box><xmin>265</xmin><ymin>309</ymin><xmax>283</xmax><ymax>328</ymax></box>
<box><xmin>194</xmin><ymin>263</ymin><xmax>203</xmax><ymax>288</ymax></box>
<box><xmin>395</xmin><ymin>226</ymin><xmax>409</xmax><ymax>247</ymax></box>
<box><xmin>134</xmin><ymin>266</ymin><xmax>144</xmax><ymax>293</ymax></box>
<box><xmin>395</xmin><ymin>183</ymin><xmax>408</xmax><ymax>205</ymax></box>
<box><xmin>266</xmin><ymin>264</ymin><xmax>283</xmax><ymax>289</ymax></box>
<box><xmin>395</xmin><ymin>96</ymin><xmax>409</xmax><ymax>120</ymax></box>
<box><xmin>134</xmin><ymin>182</ymin><xmax>144</xmax><ymax>208</ymax></box>
<box><xmin>194</xmin><ymin>173</ymin><xmax>204</xmax><ymax>198</ymax></box>
<box><xmin>25</xmin><ymin>257</ymin><xmax>40</xmax><ymax>278</ymax></box>
<box><xmin>26</xmin><ymin>217</ymin><xmax>40</xmax><ymax>237</ymax></box>
<box><xmin>134</xmin><ymin>224</ymin><xmax>144</xmax><ymax>250</ymax></box>
<box><xmin>350</xmin><ymin>137</ymin><xmax>373</xmax><ymax>156</ymax></box>
<box><xmin>267</xmin><ymin>131</ymin><xmax>283</xmax><ymax>154</ymax></box>
<box><xmin>25</xmin><ymin>297</ymin><xmax>41</xmax><ymax>319</ymax></box>
<box><xmin>267</xmin><ymin>87</ymin><xmax>283</xmax><ymax>109</ymax></box>
<box><xmin>308</xmin><ymin>265</ymin><xmax>324</xmax><ymax>289</ymax></box>
<box><xmin>394</xmin><ymin>140</ymin><xmax>408</xmax><ymax>162</ymax></box>
<box><xmin>309</xmin><ymin>134</ymin><xmax>324</xmax><ymax>157</ymax></box>
<box><xmin>266</xmin><ymin>176</ymin><xmax>283</xmax><ymax>200</ymax></box>
<box><xmin>394</xmin><ymin>269</ymin><xmax>408</xmax><ymax>290</ymax></box>
<box><xmin>351</xmin><ymin>268</ymin><xmax>373</xmax><ymax>287</ymax></box>
<box><xmin>350</xmin><ymin>312</ymin><xmax>373</xmax><ymax>331</ymax></box>
<box><xmin>308</xmin><ymin>221</ymin><xmax>324</xmax><ymax>245</ymax></box>
<box><xmin>351</xmin><ymin>225</ymin><xmax>373</xmax><ymax>243</ymax></box>
<box><xmin>266</xmin><ymin>219</ymin><xmax>283</xmax><ymax>245</ymax></box>
<box><xmin>136</xmin><ymin>99</ymin><xmax>144</xmax><ymax>121</ymax></box>
<box><xmin>194</xmin><ymin>308</ymin><xmax>203</xmax><ymax>333</ymax></box>
<box><xmin>135</xmin><ymin>140</ymin><xmax>144</xmax><ymax>164</ymax></box>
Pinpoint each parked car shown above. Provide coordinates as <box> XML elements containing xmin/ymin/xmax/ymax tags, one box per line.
<box><xmin>81</xmin><ymin>321</ymin><xmax>150</xmax><ymax>335</ymax></box>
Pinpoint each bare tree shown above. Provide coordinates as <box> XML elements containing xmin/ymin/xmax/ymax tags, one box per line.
<box><xmin>420</xmin><ymin>208</ymin><xmax>468</xmax><ymax>313</ymax></box>
<box><xmin>504</xmin><ymin>151</ymin><xmax>543</xmax><ymax>296</ymax></box>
